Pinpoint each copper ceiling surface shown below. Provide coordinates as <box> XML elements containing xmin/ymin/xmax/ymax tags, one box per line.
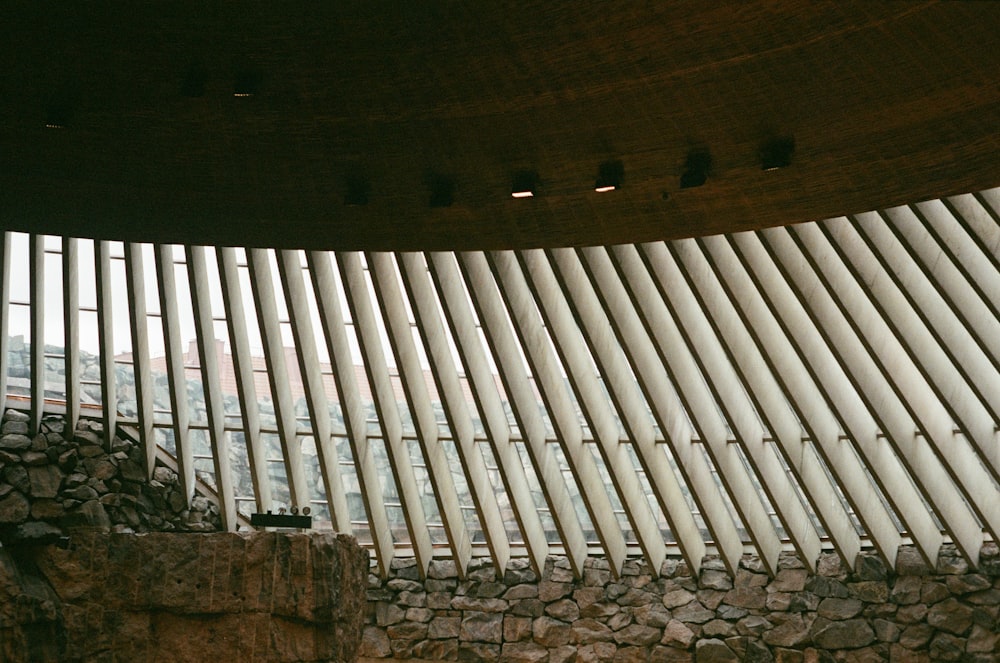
<box><xmin>2</xmin><ymin>1</ymin><xmax>999</xmax><ymax>250</ymax></box>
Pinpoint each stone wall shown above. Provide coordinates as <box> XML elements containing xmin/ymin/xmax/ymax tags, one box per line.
<box><xmin>0</xmin><ymin>407</ymin><xmax>371</xmax><ymax>662</ymax></box>
<box><xmin>359</xmin><ymin>546</ymin><xmax>1000</xmax><ymax>662</ymax></box>
<box><xmin>0</xmin><ymin>530</ymin><xmax>369</xmax><ymax>662</ymax></box>
<box><xmin>0</xmin><ymin>408</ymin><xmax>222</xmax><ymax>545</ymax></box>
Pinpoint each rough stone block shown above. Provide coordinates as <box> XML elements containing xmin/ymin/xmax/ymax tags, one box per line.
<box><xmin>2</xmin><ymin>531</ymin><xmax>366</xmax><ymax>663</ymax></box>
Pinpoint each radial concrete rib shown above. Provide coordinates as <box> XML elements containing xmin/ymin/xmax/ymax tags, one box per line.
<box><xmin>429</xmin><ymin>251</ymin><xmax>549</xmax><ymax>576</ymax></box>
<box><xmin>800</xmin><ymin>222</ymin><xmax>993</xmax><ymax>564</ymax></box>
<box><xmin>664</xmin><ymin>239</ymin><xmax>824</xmax><ymax>570</ymax></box>
<box><xmin>575</xmin><ymin>246</ymin><xmax>707</xmax><ymax>574</ymax></box>
<box><xmin>277</xmin><ymin>250</ymin><xmax>350</xmax><ymax>533</ymax></box>
<box><xmin>848</xmin><ymin>214</ymin><xmax>1000</xmax><ymax>479</ymax></box>
<box><xmin>966</xmin><ymin>190</ymin><xmax>1000</xmax><ymax>259</ymax></box>
<box><xmin>523</xmin><ymin>248</ymin><xmax>666</xmax><ymax>575</ymax></box>
<box><xmin>707</xmin><ymin>233</ymin><xmax>893</xmax><ymax>569</ymax></box>
<box><xmin>187</xmin><ymin>245</ymin><xmax>238</xmax><ymax>531</ymax></box>
<box><xmin>610</xmin><ymin>244</ymin><xmax>745</xmax><ymax>576</ymax></box>
<box><xmin>308</xmin><ymin>251</ymin><xmax>394</xmax><ymax>577</ymax></box>
<box><xmin>637</xmin><ymin>242</ymin><xmax>783</xmax><ymax>575</ymax></box>
<box><xmin>338</xmin><ymin>251</ymin><xmax>433</xmax><ymax>577</ymax></box>
<box><xmin>95</xmin><ymin>242</ymin><xmax>118</xmax><ymax>446</ymax></box>
<box><xmin>492</xmin><ymin>250</ymin><xmax>628</xmax><ymax>576</ymax></box>
<box><xmin>29</xmin><ymin>235</ymin><xmax>45</xmax><ymax>434</ymax></box>
<box><xmin>246</xmin><ymin>249</ymin><xmax>310</xmax><ymax>513</ymax></box>
<box><xmin>0</xmin><ymin>233</ymin><xmax>8</xmax><ymax>407</ymax></box>
<box><xmin>886</xmin><ymin>204</ymin><xmax>1000</xmax><ymax>374</ymax></box>
<box><xmin>458</xmin><ymin>251</ymin><xmax>589</xmax><ymax>578</ymax></box>
<box><xmin>764</xmin><ymin>226</ymin><xmax>980</xmax><ymax>565</ymax></box>
<box><xmin>369</xmin><ymin>252</ymin><xmax>473</xmax><ymax>575</ymax></box>
<box><xmin>742</xmin><ymin>229</ymin><xmax>939</xmax><ymax>569</ymax></box>
<box><xmin>400</xmin><ymin>251</ymin><xmax>511</xmax><ymax>576</ymax></box>
<box><xmin>687</xmin><ymin>236</ymin><xmax>861</xmax><ymax>569</ymax></box>
<box><xmin>217</xmin><ymin>247</ymin><xmax>271</xmax><ymax>513</ymax></box>
<box><xmin>62</xmin><ymin>238</ymin><xmax>80</xmax><ymax>434</ymax></box>
<box><xmin>154</xmin><ymin>244</ymin><xmax>194</xmax><ymax>504</ymax></box>
<box><xmin>124</xmin><ymin>244</ymin><xmax>156</xmax><ymax>478</ymax></box>
<box><xmin>933</xmin><ymin>197</ymin><xmax>1000</xmax><ymax>299</ymax></box>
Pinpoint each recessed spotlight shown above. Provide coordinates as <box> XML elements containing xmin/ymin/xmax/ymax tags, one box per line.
<box><xmin>233</xmin><ymin>68</ymin><xmax>261</xmax><ymax>97</ymax></box>
<box><xmin>760</xmin><ymin>136</ymin><xmax>795</xmax><ymax>171</ymax></box>
<box><xmin>511</xmin><ymin>170</ymin><xmax>538</xmax><ymax>198</ymax></box>
<box><xmin>595</xmin><ymin>160</ymin><xmax>624</xmax><ymax>192</ymax></box>
<box><xmin>680</xmin><ymin>149</ymin><xmax>711</xmax><ymax>189</ymax></box>
<box><xmin>45</xmin><ymin>97</ymin><xmax>73</xmax><ymax>129</ymax></box>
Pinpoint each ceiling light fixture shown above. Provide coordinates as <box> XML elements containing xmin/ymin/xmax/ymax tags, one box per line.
<box><xmin>233</xmin><ymin>68</ymin><xmax>261</xmax><ymax>97</ymax></box>
<box><xmin>44</xmin><ymin>87</ymin><xmax>76</xmax><ymax>129</ymax></box>
<box><xmin>45</xmin><ymin>102</ymin><xmax>72</xmax><ymax>129</ymax></box>
<box><xmin>760</xmin><ymin>136</ymin><xmax>795</xmax><ymax>171</ymax></box>
<box><xmin>680</xmin><ymin>148</ymin><xmax>711</xmax><ymax>189</ymax></box>
<box><xmin>511</xmin><ymin>170</ymin><xmax>538</xmax><ymax>198</ymax></box>
<box><xmin>594</xmin><ymin>160</ymin><xmax>624</xmax><ymax>192</ymax></box>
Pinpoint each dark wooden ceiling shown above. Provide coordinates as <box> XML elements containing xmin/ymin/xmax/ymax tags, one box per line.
<box><xmin>2</xmin><ymin>2</ymin><xmax>999</xmax><ymax>251</ymax></box>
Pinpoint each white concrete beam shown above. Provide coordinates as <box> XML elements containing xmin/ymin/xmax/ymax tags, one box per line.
<box><xmin>308</xmin><ymin>250</ymin><xmax>394</xmax><ymax>577</ymax></box>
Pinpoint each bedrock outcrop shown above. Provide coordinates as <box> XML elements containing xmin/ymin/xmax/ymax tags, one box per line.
<box><xmin>0</xmin><ymin>530</ymin><xmax>368</xmax><ymax>662</ymax></box>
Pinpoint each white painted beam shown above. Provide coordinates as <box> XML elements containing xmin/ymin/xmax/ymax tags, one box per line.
<box><xmin>697</xmin><ymin>234</ymin><xmax>869</xmax><ymax>570</ymax></box>
<box><xmin>277</xmin><ymin>249</ymin><xmax>351</xmax><ymax>532</ymax></box>
<box><xmin>738</xmin><ymin>228</ymin><xmax>939</xmax><ymax>569</ymax></box>
<box><xmin>0</xmin><ymin>233</ymin><xmax>9</xmax><ymax>407</ymax></box>
<box><xmin>638</xmin><ymin>242</ymin><xmax>785</xmax><ymax>575</ymax></box>
<box><xmin>702</xmin><ymin>234</ymin><xmax>901</xmax><ymax>568</ymax></box>
<box><xmin>813</xmin><ymin>220</ymin><xmax>999</xmax><ymax>560</ymax></box>
<box><xmin>187</xmin><ymin>245</ymin><xmax>238</xmax><ymax>531</ymax></box>
<box><xmin>611</xmin><ymin>243</ymin><xmax>765</xmax><ymax>576</ymax></box>
<box><xmin>154</xmin><ymin>244</ymin><xmax>194</xmax><ymax>503</ymax></box>
<box><xmin>851</xmin><ymin>213</ymin><xmax>1000</xmax><ymax>475</ymax></box>
<box><xmin>246</xmin><ymin>249</ymin><xmax>310</xmax><ymax>513</ymax></box>
<box><xmin>217</xmin><ymin>247</ymin><xmax>272</xmax><ymax>513</ymax></box>
<box><xmin>28</xmin><ymin>235</ymin><xmax>45</xmax><ymax>433</ymax></box>
<box><xmin>668</xmin><ymin>238</ymin><xmax>829</xmax><ymax>570</ymax></box>
<box><xmin>400</xmin><ymin>251</ymin><xmax>513</xmax><ymax>575</ymax></box>
<box><xmin>62</xmin><ymin>238</ymin><xmax>80</xmax><ymax>433</ymax></box>
<box><xmin>458</xmin><ymin>251</ymin><xmax>589</xmax><ymax>577</ymax></box>
<box><xmin>522</xmin><ymin>249</ymin><xmax>665</xmax><ymax>574</ymax></box>
<box><xmin>491</xmin><ymin>250</ymin><xmax>628</xmax><ymax>574</ymax></box>
<box><xmin>886</xmin><ymin>203</ymin><xmax>1000</xmax><ymax>373</ymax></box>
<box><xmin>428</xmin><ymin>251</ymin><xmax>549</xmax><ymax>576</ymax></box>
<box><xmin>308</xmin><ymin>250</ymin><xmax>394</xmax><ymax>577</ymax></box>
<box><xmin>370</xmin><ymin>252</ymin><xmax>473</xmax><ymax>575</ymax></box>
<box><xmin>574</xmin><ymin>246</ymin><xmax>708</xmax><ymax>574</ymax></box>
<box><xmin>765</xmin><ymin>225</ymin><xmax>982</xmax><ymax>565</ymax></box>
<box><xmin>95</xmin><ymin>241</ymin><xmax>117</xmax><ymax>448</ymax></box>
<box><xmin>124</xmin><ymin>244</ymin><xmax>156</xmax><ymax>477</ymax></box>
<box><xmin>338</xmin><ymin>251</ymin><xmax>434</xmax><ymax>576</ymax></box>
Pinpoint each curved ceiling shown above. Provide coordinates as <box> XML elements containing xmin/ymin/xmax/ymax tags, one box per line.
<box><xmin>2</xmin><ymin>2</ymin><xmax>1000</xmax><ymax>250</ymax></box>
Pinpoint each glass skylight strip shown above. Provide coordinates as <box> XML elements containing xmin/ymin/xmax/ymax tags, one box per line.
<box><xmin>2</xmin><ymin>186</ymin><xmax>999</xmax><ymax>578</ymax></box>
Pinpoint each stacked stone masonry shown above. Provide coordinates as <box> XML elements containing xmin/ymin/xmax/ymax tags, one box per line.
<box><xmin>0</xmin><ymin>408</ymin><xmax>222</xmax><ymax>545</ymax></box>
<box><xmin>0</xmin><ymin>408</ymin><xmax>370</xmax><ymax>662</ymax></box>
<box><xmin>360</xmin><ymin>546</ymin><xmax>1000</xmax><ymax>663</ymax></box>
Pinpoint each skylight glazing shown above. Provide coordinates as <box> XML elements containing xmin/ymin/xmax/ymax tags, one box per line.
<box><xmin>3</xmin><ymin>188</ymin><xmax>1000</xmax><ymax>578</ymax></box>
